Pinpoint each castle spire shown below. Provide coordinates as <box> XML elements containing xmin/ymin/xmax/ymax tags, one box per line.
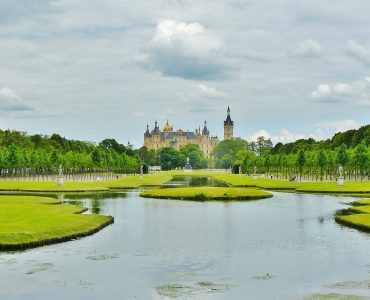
<box><xmin>224</xmin><ymin>106</ymin><xmax>234</xmax><ymax>140</ymax></box>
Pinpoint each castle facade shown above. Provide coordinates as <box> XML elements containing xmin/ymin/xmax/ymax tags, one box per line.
<box><xmin>144</xmin><ymin>107</ymin><xmax>234</xmax><ymax>159</ymax></box>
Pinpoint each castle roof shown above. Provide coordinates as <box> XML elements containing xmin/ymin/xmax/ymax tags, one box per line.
<box><xmin>224</xmin><ymin>106</ymin><xmax>233</xmax><ymax>126</ymax></box>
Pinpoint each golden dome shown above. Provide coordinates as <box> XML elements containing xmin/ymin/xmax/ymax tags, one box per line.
<box><xmin>163</xmin><ymin>120</ymin><xmax>173</xmax><ymax>132</ymax></box>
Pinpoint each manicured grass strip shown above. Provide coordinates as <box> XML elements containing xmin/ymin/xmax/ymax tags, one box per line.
<box><xmin>349</xmin><ymin>206</ymin><xmax>370</xmax><ymax>214</ymax></box>
<box><xmin>354</xmin><ymin>199</ymin><xmax>370</xmax><ymax>206</ymax></box>
<box><xmin>0</xmin><ymin>181</ymin><xmax>109</xmax><ymax>192</ymax></box>
<box><xmin>0</xmin><ymin>196</ymin><xmax>113</xmax><ymax>251</ymax></box>
<box><xmin>103</xmin><ymin>173</ymin><xmax>174</xmax><ymax>189</ymax></box>
<box><xmin>296</xmin><ymin>182</ymin><xmax>370</xmax><ymax>194</ymax></box>
<box><xmin>335</xmin><ymin>198</ymin><xmax>370</xmax><ymax>233</ymax></box>
<box><xmin>0</xmin><ymin>173</ymin><xmax>173</xmax><ymax>192</ymax></box>
<box><xmin>140</xmin><ymin>187</ymin><xmax>272</xmax><ymax>201</ymax></box>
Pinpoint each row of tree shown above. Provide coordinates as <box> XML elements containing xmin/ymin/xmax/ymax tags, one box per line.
<box><xmin>234</xmin><ymin>142</ymin><xmax>369</xmax><ymax>181</ymax></box>
<box><xmin>0</xmin><ymin>129</ymin><xmax>140</xmax><ymax>177</ymax></box>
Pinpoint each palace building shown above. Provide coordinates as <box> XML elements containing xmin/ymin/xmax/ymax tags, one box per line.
<box><xmin>144</xmin><ymin>107</ymin><xmax>234</xmax><ymax>158</ymax></box>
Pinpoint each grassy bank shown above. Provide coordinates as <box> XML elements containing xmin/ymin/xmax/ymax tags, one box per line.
<box><xmin>169</xmin><ymin>171</ymin><xmax>370</xmax><ymax>195</ymax></box>
<box><xmin>140</xmin><ymin>187</ymin><xmax>272</xmax><ymax>201</ymax></box>
<box><xmin>335</xmin><ymin>199</ymin><xmax>370</xmax><ymax>233</ymax></box>
<box><xmin>0</xmin><ymin>196</ymin><xmax>113</xmax><ymax>250</ymax></box>
<box><xmin>0</xmin><ymin>173</ymin><xmax>173</xmax><ymax>192</ymax></box>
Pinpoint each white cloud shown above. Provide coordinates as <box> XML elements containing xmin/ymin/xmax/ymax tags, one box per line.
<box><xmin>347</xmin><ymin>40</ymin><xmax>370</xmax><ymax>65</ymax></box>
<box><xmin>140</xmin><ymin>19</ymin><xmax>233</xmax><ymax>79</ymax></box>
<box><xmin>294</xmin><ymin>39</ymin><xmax>322</xmax><ymax>57</ymax></box>
<box><xmin>0</xmin><ymin>88</ymin><xmax>33</xmax><ymax>112</ymax></box>
<box><xmin>311</xmin><ymin>77</ymin><xmax>370</xmax><ymax>105</ymax></box>
<box><xmin>248</xmin><ymin>129</ymin><xmax>309</xmax><ymax>144</ymax></box>
<box><xmin>315</xmin><ymin>119</ymin><xmax>361</xmax><ymax>133</ymax></box>
<box><xmin>248</xmin><ymin>119</ymin><xmax>361</xmax><ymax>145</ymax></box>
<box><xmin>197</xmin><ymin>84</ymin><xmax>225</xmax><ymax>98</ymax></box>
<box><xmin>311</xmin><ymin>84</ymin><xmax>331</xmax><ymax>98</ymax></box>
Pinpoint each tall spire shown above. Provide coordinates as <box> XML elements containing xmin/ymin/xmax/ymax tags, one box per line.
<box><xmin>224</xmin><ymin>106</ymin><xmax>234</xmax><ymax>140</ymax></box>
<box><xmin>202</xmin><ymin>120</ymin><xmax>209</xmax><ymax>136</ymax></box>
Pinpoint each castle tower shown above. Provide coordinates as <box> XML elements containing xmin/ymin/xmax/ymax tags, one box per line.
<box><xmin>224</xmin><ymin>106</ymin><xmax>234</xmax><ymax>140</ymax></box>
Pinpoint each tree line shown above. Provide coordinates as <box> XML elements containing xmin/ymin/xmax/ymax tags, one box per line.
<box><xmin>0</xmin><ymin>130</ymin><xmax>140</xmax><ymax>178</ymax></box>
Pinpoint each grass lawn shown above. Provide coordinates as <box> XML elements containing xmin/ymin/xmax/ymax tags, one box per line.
<box><xmin>168</xmin><ymin>171</ymin><xmax>370</xmax><ymax>194</ymax></box>
<box><xmin>140</xmin><ymin>187</ymin><xmax>272</xmax><ymax>201</ymax></box>
<box><xmin>0</xmin><ymin>173</ymin><xmax>173</xmax><ymax>192</ymax></box>
<box><xmin>0</xmin><ymin>196</ymin><xmax>113</xmax><ymax>250</ymax></box>
<box><xmin>336</xmin><ymin>198</ymin><xmax>370</xmax><ymax>233</ymax></box>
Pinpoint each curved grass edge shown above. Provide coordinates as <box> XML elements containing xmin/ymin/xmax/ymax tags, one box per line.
<box><xmin>335</xmin><ymin>215</ymin><xmax>370</xmax><ymax>233</ymax></box>
<box><xmin>140</xmin><ymin>187</ymin><xmax>273</xmax><ymax>202</ymax></box>
<box><xmin>0</xmin><ymin>216</ymin><xmax>114</xmax><ymax>251</ymax></box>
<box><xmin>0</xmin><ymin>200</ymin><xmax>114</xmax><ymax>251</ymax></box>
<box><xmin>335</xmin><ymin>198</ymin><xmax>370</xmax><ymax>233</ymax></box>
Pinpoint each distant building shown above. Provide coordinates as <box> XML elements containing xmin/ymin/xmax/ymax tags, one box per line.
<box><xmin>144</xmin><ymin>107</ymin><xmax>234</xmax><ymax>159</ymax></box>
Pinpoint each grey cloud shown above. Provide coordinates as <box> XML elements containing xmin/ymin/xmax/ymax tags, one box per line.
<box><xmin>138</xmin><ymin>19</ymin><xmax>236</xmax><ymax>80</ymax></box>
<box><xmin>347</xmin><ymin>40</ymin><xmax>370</xmax><ymax>66</ymax></box>
<box><xmin>0</xmin><ymin>88</ymin><xmax>33</xmax><ymax>112</ymax></box>
<box><xmin>293</xmin><ymin>39</ymin><xmax>322</xmax><ymax>58</ymax></box>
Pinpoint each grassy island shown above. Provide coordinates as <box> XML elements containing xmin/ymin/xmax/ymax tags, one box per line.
<box><xmin>140</xmin><ymin>187</ymin><xmax>273</xmax><ymax>201</ymax></box>
<box><xmin>335</xmin><ymin>199</ymin><xmax>370</xmax><ymax>233</ymax></box>
<box><xmin>0</xmin><ymin>196</ymin><xmax>113</xmax><ymax>250</ymax></box>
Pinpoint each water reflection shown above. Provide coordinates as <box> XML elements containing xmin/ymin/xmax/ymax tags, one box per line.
<box><xmin>163</xmin><ymin>176</ymin><xmax>229</xmax><ymax>188</ymax></box>
<box><xmin>1</xmin><ymin>191</ymin><xmax>370</xmax><ymax>300</ymax></box>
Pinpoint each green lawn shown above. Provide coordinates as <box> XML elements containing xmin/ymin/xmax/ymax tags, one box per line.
<box><xmin>140</xmin><ymin>187</ymin><xmax>272</xmax><ymax>201</ymax></box>
<box><xmin>0</xmin><ymin>173</ymin><xmax>173</xmax><ymax>192</ymax></box>
<box><xmin>0</xmin><ymin>171</ymin><xmax>368</xmax><ymax>195</ymax></box>
<box><xmin>336</xmin><ymin>198</ymin><xmax>370</xmax><ymax>232</ymax></box>
<box><xmin>0</xmin><ymin>196</ymin><xmax>113</xmax><ymax>250</ymax></box>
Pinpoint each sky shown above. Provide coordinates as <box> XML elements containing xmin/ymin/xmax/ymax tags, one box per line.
<box><xmin>0</xmin><ymin>0</ymin><xmax>369</xmax><ymax>148</ymax></box>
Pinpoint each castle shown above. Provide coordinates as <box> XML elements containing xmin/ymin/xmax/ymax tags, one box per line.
<box><xmin>144</xmin><ymin>107</ymin><xmax>234</xmax><ymax>159</ymax></box>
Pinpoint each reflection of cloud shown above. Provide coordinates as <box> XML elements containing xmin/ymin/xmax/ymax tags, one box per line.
<box><xmin>140</xmin><ymin>19</ymin><xmax>234</xmax><ymax>80</ymax></box>
<box><xmin>311</xmin><ymin>77</ymin><xmax>370</xmax><ymax>106</ymax></box>
<box><xmin>0</xmin><ymin>87</ymin><xmax>33</xmax><ymax>112</ymax></box>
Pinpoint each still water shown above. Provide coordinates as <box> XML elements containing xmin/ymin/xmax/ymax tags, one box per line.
<box><xmin>1</xmin><ymin>187</ymin><xmax>370</xmax><ymax>299</ymax></box>
<box><xmin>163</xmin><ymin>176</ymin><xmax>230</xmax><ymax>188</ymax></box>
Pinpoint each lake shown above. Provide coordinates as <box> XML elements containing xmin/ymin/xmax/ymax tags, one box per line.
<box><xmin>0</xmin><ymin>180</ymin><xmax>370</xmax><ymax>299</ymax></box>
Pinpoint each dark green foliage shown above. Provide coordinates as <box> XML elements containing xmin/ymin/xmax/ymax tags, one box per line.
<box><xmin>0</xmin><ymin>129</ymin><xmax>140</xmax><ymax>174</ymax></box>
<box><xmin>159</xmin><ymin>147</ymin><xmax>180</xmax><ymax>170</ymax></box>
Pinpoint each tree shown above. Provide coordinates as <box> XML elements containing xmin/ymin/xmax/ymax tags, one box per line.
<box><xmin>220</xmin><ymin>154</ymin><xmax>233</xmax><ymax>169</ymax></box>
<box><xmin>336</xmin><ymin>144</ymin><xmax>349</xmax><ymax>178</ymax></box>
<box><xmin>212</xmin><ymin>138</ymin><xmax>249</xmax><ymax>168</ymax></box>
<box><xmin>317</xmin><ymin>149</ymin><xmax>326</xmax><ymax>181</ymax></box>
<box><xmin>256</xmin><ymin>136</ymin><xmax>273</xmax><ymax>156</ymax></box>
<box><xmin>353</xmin><ymin>142</ymin><xmax>369</xmax><ymax>179</ymax></box>
<box><xmin>297</xmin><ymin>149</ymin><xmax>306</xmax><ymax>181</ymax></box>
<box><xmin>179</xmin><ymin>144</ymin><xmax>207</xmax><ymax>169</ymax></box>
<box><xmin>159</xmin><ymin>147</ymin><xmax>180</xmax><ymax>170</ymax></box>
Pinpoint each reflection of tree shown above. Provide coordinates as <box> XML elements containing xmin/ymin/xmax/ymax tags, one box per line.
<box><xmin>91</xmin><ymin>198</ymin><xmax>103</xmax><ymax>214</ymax></box>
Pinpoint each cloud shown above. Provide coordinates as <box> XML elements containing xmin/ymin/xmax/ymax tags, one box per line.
<box><xmin>315</xmin><ymin>119</ymin><xmax>361</xmax><ymax>133</ymax></box>
<box><xmin>248</xmin><ymin>129</ymin><xmax>309</xmax><ymax>144</ymax></box>
<box><xmin>311</xmin><ymin>77</ymin><xmax>370</xmax><ymax>105</ymax></box>
<box><xmin>248</xmin><ymin>119</ymin><xmax>361</xmax><ymax>145</ymax></box>
<box><xmin>0</xmin><ymin>87</ymin><xmax>33</xmax><ymax>112</ymax></box>
<box><xmin>293</xmin><ymin>39</ymin><xmax>322</xmax><ymax>58</ymax></box>
<box><xmin>347</xmin><ymin>40</ymin><xmax>370</xmax><ymax>66</ymax></box>
<box><xmin>140</xmin><ymin>19</ymin><xmax>233</xmax><ymax>80</ymax></box>
<box><xmin>197</xmin><ymin>84</ymin><xmax>225</xmax><ymax>98</ymax></box>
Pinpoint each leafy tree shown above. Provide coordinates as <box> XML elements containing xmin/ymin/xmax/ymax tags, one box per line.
<box><xmin>159</xmin><ymin>147</ymin><xmax>180</xmax><ymax>170</ymax></box>
<box><xmin>297</xmin><ymin>149</ymin><xmax>306</xmax><ymax>181</ymax></box>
